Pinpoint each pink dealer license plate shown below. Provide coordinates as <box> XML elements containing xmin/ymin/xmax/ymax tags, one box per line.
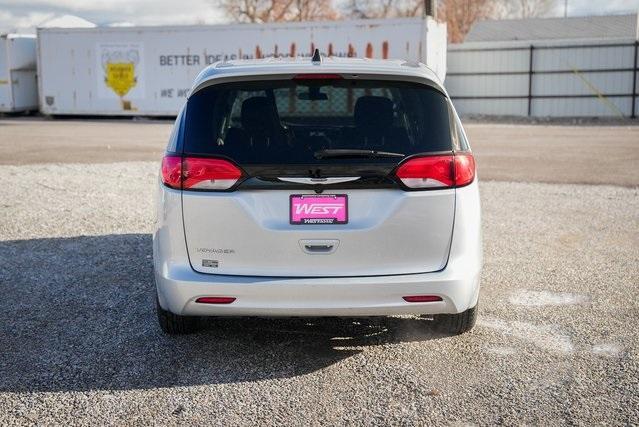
<box><xmin>290</xmin><ymin>194</ymin><xmax>348</xmax><ymax>225</ymax></box>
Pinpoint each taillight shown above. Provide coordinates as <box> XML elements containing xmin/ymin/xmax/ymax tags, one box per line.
<box><xmin>395</xmin><ymin>155</ymin><xmax>454</xmax><ymax>188</ymax></box>
<box><xmin>161</xmin><ymin>155</ymin><xmax>182</xmax><ymax>189</ymax></box>
<box><xmin>394</xmin><ymin>153</ymin><xmax>475</xmax><ymax>189</ymax></box>
<box><xmin>454</xmin><ymin>153</ymin><xmax>476</xmax><ymax>186</ymax></box>
<box><xmin>182</xmin><ymin>157</ymin><xmax>242</xmax><ymax>190</ymax></box>
<box><xmin>161</xmin><ymin>155</ymin><xmax>243</xmax><ymax>191</ymax></box>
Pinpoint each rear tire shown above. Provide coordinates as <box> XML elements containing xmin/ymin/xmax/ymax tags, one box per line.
<box><xmin>432</xmin><ymin>304</ymin><xmax>477</xmax><ymax>335</ymax></box>
<box><xmin>156</xmin><ymin>298</ymin><xmax>199</xmax><ymax>334</ymax></box>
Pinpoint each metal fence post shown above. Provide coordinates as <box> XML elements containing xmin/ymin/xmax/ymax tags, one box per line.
<box><xmin>527</xmin><ymin>45</ymin><xmax>534</xmax><ymax>117</ymax></box>
<box><xmin>447</xmin><ymin>42</ymin><xmax>636</xmax><ymax>118</ymax></box>
<box><xmin>632</xmin><ymin>40</ymin><xmax>638</xmax><ymax>119</ymax></box>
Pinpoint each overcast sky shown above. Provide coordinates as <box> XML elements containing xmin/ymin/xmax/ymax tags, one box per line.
<box><xmin>1</xmin><ymin>0</ymin><xmax>638</xmax><ymax>33</ymax></box>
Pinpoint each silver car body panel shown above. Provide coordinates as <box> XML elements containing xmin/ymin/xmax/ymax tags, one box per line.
<box><xmin>154</xmin><ymin>180</ymin><xmax>481</xmax><ymax>316</ymax></box>
<box><xmin>183</xmin><ymin>188</ymin><xmax>454</xmax><ymax>276</ymax></box>
<box><xmin>189</xmin><ymin>57</ymin><xmax>447</xmax><ymax>97</ymax></box>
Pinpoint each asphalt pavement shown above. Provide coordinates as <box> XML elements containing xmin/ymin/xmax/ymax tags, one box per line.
<box><xmin>0</xmin><ymin>118</ymin><xmax>638</xmax><ymax>186</ymax></box>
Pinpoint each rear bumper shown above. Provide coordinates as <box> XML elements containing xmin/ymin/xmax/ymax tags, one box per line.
<box><xmin>153</xmin><ymin>180</ymin><xmax>482</xmax><ymax>317</ymax></box>
<box><xmin>155</xmin><ymin>265</ymin><xmax>480</xmax><ymax>317</ymax></box>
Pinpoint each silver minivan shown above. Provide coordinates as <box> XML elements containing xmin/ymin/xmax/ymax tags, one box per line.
<box><xmin>154</xmin><ymin>54</ymin><xmax>482</xmax><ymax>334</ymax></box>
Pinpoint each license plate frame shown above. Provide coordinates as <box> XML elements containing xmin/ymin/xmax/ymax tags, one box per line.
<box><xmin>290</xmin><ymin>194</ymin><xmax>348</xmax><ymax>225</ymax></box>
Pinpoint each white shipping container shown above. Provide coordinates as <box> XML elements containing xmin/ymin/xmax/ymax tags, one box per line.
<box><xmin>0</xmin><ymin>34</ymin><xmax>38</xmax><ymax>113</ymax></box>
<box><xmin>36</xmin><ymin>17</ymin><xmax>446</xmax><ymax>116</ymax></box>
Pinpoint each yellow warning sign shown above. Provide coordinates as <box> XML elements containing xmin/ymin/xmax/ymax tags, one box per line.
<box><xmin>105</xmin><ymin>62</ymin><xmax>136</xmax><ymax>97</ymax></box>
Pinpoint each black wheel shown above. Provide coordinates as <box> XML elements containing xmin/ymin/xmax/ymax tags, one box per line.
<box><xmin>156</xmin><ymin>297</ymin><xmax>199</xmax><ymax>334</ymax></box>
<box><xmin>432</xmin><ymin>304</ymin><xmax>477</xmax><ymax>335</ymax></box>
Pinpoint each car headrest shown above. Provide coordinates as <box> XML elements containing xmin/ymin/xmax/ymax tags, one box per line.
<box><xmin>354</xmin><ymin>96</ymin><xmax>394</xmax><ymax>132</ymax></box>
<box><xmin>241</xmin><ymin>96</ymin><xmax>279</xmax><ymax>135</ymax></box>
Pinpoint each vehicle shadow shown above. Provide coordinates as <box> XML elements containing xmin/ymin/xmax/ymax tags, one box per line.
<box><xmin>0</xmin><ymin>234</ymin><xmax>449</xmax><ymax>393</ymax></box>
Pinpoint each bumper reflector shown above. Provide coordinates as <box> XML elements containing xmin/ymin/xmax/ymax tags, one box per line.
<box><xmin>195</xmin><ymin>297</ymin><xmax>236</xmax><ymax>304</ymax></box>
<box><xmin>402</xmin><ymin>295</ymin><xmax>443</xmax><ymax>303</ymax></box>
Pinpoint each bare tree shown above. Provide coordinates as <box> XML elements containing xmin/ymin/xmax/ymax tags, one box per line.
<box><xmin>288</xmin><ymin>0</ymin><xmax>340</xmax><ymax>21</ymax></box>
<box><xmin>342</xmin><ymin>0</ymin><xmax>423</xmax><ymax>19</ymax></box>
<box><xmin>342</xmin><ymin>0</ymin><xmax>496</xmax><ymax>42</ymax></box>
<box><xmin>215</xmin><ymin>0</ymin><xmax>279</xmax><ymax>23</ymax></box>
<box><xmin>218</xmin><ymin>0</ymin><xmax>527</xmax><ymax>44</ymax></box>
<box><xmin>216</xmin><ymin>0</ymin><xmax>339</xmax><ymax>23</ymax></box>
<box><xmin>493</xmin><ymin>0</ymin><xmax>555</xmax><ymax>18</ymax></box>
<box><xmin>438</xmin><ymin>0</ymin><xmax>496</xmax><ymax>43</ymax></box>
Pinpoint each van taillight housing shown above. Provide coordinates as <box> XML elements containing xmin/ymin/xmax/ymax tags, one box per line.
<box><xmin>394</xmin><ymin>153</ymin><xmax>475</xmax><ymax>189</ymax></box>
<box><xmin>161</xmin><ymin>155</ymin><xmax>243</xmax><ymax>190</ymax></box>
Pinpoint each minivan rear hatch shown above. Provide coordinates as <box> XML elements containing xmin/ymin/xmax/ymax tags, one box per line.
<box><xmin>178</xmin><ymin>76</ymin><xmax>457</xmax><ymax>277</ymax></box>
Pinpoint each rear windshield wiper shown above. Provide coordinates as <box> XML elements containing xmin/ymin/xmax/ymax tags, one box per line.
<box><xmin>314</xmin><ymin>149</ymin><xmax>405</xmax><ymax>160</ymax></box>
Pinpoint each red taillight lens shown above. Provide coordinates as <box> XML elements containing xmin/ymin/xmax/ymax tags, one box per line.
<box><xmin>161</xmin><ymin>155</ymin><xmax>182</xmax><ymax>189</ymax></box>
<box><xmin>195</xmin><ymin>296</ymin><xmax>236</xmax><ymax>304</ymax></box>
<box><xmin>395</xmin><ymin>155</ymin><xmax>454</xmax><ymax>188</ymax></box>
<box><xmin>454</xmin><ymin>153</ymin><xmax>476</xmax><ymax>187</ymax></box>
<box><xmin>182</xmin><ymin>157</ymin><xmax>242</xmax><ymax>190</ymax></box>
<box><xmin>161</xmin><ymin>156</ymin><xmax>243</xmax><ymax>191</ymax></box>
<box><xmin>394</xmin><ymin>153</ymin><xmax>475</xmax><ymax>189</ymax></box>
<box><xmin>402</xmin><ymin>295</ymin><xmax>443</xmax><ymax>303</ymax></box>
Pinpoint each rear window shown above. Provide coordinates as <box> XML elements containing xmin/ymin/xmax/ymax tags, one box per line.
<box><xmin>184</xmin><ymin>79</ymin><xmax>452</xmax><ymax>164</ymax></box>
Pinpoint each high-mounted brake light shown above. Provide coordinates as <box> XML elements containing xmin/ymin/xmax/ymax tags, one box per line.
<box><xmin>394</xmin><ymin>153</ymin><xmax>475</xmax><ymax>189</ymax></box>
<box><xmin>293</xmin><ymin>74</ymin><xmax>343</xmax><ymax>80</ymax></box>
<box><xmin>161</xmin><ymin>155</ymin><xmax>243</xmax><ymax>191</ymax></box>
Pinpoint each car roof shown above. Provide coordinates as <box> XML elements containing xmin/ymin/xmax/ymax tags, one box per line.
<box><xmin>190</xmin><ymin>56</ymin><xmax>445</xmax><ymax>95</ymax></box>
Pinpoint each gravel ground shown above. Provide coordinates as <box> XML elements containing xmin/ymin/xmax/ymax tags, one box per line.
<box><xmin>0</xmin><ymin>162</ymin><xmax>637</xmax><ymax>425</ymax></box>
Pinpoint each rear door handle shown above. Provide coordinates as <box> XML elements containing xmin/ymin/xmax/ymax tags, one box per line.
<box><xmin>299</xmin><ymin>239</ymin><xmax>339</xmax><ymax>255</ymax></box>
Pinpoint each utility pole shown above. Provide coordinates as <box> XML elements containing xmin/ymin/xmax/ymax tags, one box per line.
<box><xmin>564</xmin><ymin>0</ymin><xmax>568</xmax><ymax>18</ymax></box>
<box><xmin>424</xmin><ymin>0</ymin><xmax>437</xmax><ymax>19</ymax></box>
